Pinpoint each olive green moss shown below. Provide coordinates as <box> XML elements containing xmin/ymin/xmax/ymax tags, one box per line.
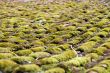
<box><xmin>13</xmin><ymin>64</ymin><xmax>41</xmax><ymax>73</ymax></box>
<box><xmin>11</xmin><ymin>56</ymin><xmax>35</xmax><ymax>64</ymax></box>
<box><xmin>31</xmin><ymin>46</ymin><xmax>46</xmax><ymax>52</ymax></box>
<box><xmin>45</xmin><ymin>67</ymin><xmax>65</xmax><ymax>73</ymax></box>
<box><xmin>78</xmin><ymin>41</ymin><xmax>96</xmax><ymax>52</ymax></box>
<box><xmin>15</xmin><ymin>49</ymin><xmax>33</xmax><ymax>56</ymax></box>
<box><xmin>29</xmin><ymin>52</ymin><xmax>50</xmax><ymax>59</ymax></box>
<box><xmin>40</xmin><ymin>57</ymin><xmax>59</xmax><ymax>64</ymax></box>
<box><xmin>93</xmin><ymin>47</ymin><xmax>107</xmax><ymax>55</ymax></box>
<box><xmin>86</xmin><ymin>66</ymin><xmax>108</xmax><ymax>73</ymax></box>
<box><xmin>101</xmin><ymin>42</ymin><xmax>110</xmax><ymax>49</ymax></box>
<box><xmin>0</xmin><ymin>60</ymin><xmax>18</xmax><ymax>73</ymax></box>
<box><xmin>0</xmin><ymin>0</ymin><xmax>110</xmax><ymax>72</ymax></box>
<box><xmin>52</xmin><ymin>50</ymin><xmax>77</xmax><ymax>62</ymax></box>
<box><xmin>63</xmin><ymin>57</ymin><xmax>90</xmax><ymax>67</ymax></box>
<box><xmin>0</xmin><ymin>53</ymin><xmax>14</xmax><ymax>59</ymax></box>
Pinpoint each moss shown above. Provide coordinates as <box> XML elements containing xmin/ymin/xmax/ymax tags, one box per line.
<box><xmin>59</xmin><ymin>43</ymin><xmax>70</xmax><ymax>50</ymax></box>
<box><xmin>97</xmin><ymin>60</ymin><xmax>110</xmax><ymax>69</ymax></box>
<box><xmin>29</xmin><ymin>52</ymin><xmax>50</xmax><ymax>59</ymax></box>
<box><xmin>86</xmin><ymin>66</ymin><xmax>108</xmax><ymax>73</ymax></box>
<box><xmin>52</xmin><ymin>50</ymin><xmax>77</xmax><ymax>61</ymax></box>
<box><xmin>0</xmin><ymin>60</ymin><xmax>18</xmax><ymax>73</ymax></box>
<box><xmin>13</xmin><ymin>64</ymin><xmax>41</xmax><ymax>73</ymax></box>
<box><xmin>101</xmin><ymin>42</ymin><xmax>110</xmax><ymax>49</ymax></box>
<box><xmin>93</xmin><ymin>47</ymin><xmax>107</xmax><ymax>55</ymax></box>
<box><xmin>0</xmin><ymin>53</ymin><xmax>14</xmax><ymax>59</ymax></box>
<box><xmin>61</xmin><ymin>34</ymin><xmax>72</xmax><ymax>39</ymax></box>
<box><xmin>47</xmin><ymin>47</ymin><xmax>63</xmax><ymax>54</ymax></box>
<box><xmin>63</xmin><ymin>57</ymin><xmax>90</xmax><ymax>67</ymax></box>
<box><xmin>35</xmin><ymin>28</ymin><xmax>46</xmax><ymax>34</ymax></box>
<box><xmin>97</xmin><ymin>31</ymin><xmax>108</xmax><ymax>38</ymax></box>
<box><xmin>31</xmin><ymin>46</ymin><xmax>46</xmax><ymax>52</ymax></box>
<box><xmin>45</xmin><ymin>67</ymin><xmax>65</xmax><ymax>73</ymax></box>
<box><xmin>15</xmin><ymin>49</ymin><xmax>33</xmax><ymax>56</ymax></box>
<box><xmin>69</xmin><ymin>31</ymin><xmax>80</xmax><ymax>36</ymax></box>
<box><xmin>0</xmin><ymin>47</ymin><xmax>12</xmax><ymax>53</ymax></box>
<box><xmin>11</xmin><ymin>56</ymin><xmax>35</xmax><ymax>64</ymax></box>
<box><xmin>77</xmin><ymin>27</ymin><xmax>87</xmax><ymax>32</ymax></box>
<box><xmin>0</xmin><ymin>42</ymin><xmax>17</xmax><ymax>48</ymax></box>
<box><xmin>88</xmin><ymin>27</ymin><xmax>97</xmax><ymax>32</ymax></box>
<box><xmin>68</xmin><ymin>37</ymin><xmax>82</xmax><ymax>45</ymax></box>
<box><xmin>82</xmin><ymin>31</ymin><xmax>94</xmax><ymax>38</ymax></box>
<box><xmin>32</xmin><ymin>40</ymin><xmax>44</xmax><ymax>46</ymax></box>
<box><xmin>89</xmin><ymin>36</ymin><xmax>102</xmax><ymax>42</ymax></box>
<box><xmin>94</xmin><ymin>19</ymin><xmax>109</xmax><ymax>27</ymax></box>
<box><xmin>78</xmin><ymin>41</ymin><xmax>96</xmax><ymax>52</ymax></box>
<box><xmin>102</xmin><ymin>27</ymin><xmax>110</xmax><ymax>32</ymax></box>
<box><xmin>85</xmin><ymin>53</ymin><xmax>99</xmax><ymax>61</ymax></box>
<box><xmin>40</xmin><ymin>57</ymin><xmax>59</xmax><ymax>64</ymax></box>
<box><xmin>42</xmin><ymin>64</ymin><xmax>58</xmax><ymax>70</ymax></box>
<box><xmin>65</xmin><ymin>26</ymin><xmax>76</xmax><ymax>31</ymax></box>
<box><xmin>52</xmin><ymin>37</ymin><xmax>64</xmax><ymax>44</ymax></box>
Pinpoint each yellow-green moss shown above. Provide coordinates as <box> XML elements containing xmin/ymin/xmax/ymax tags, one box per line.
<box><xmin>40</xmin><ymin>57</ymin><xmax>59</xmax><ymax>64</ymax></box>
<box><xmin>11</xmin><ymin>56</ymin><xmax>35</xmax><ymax>64</ymax></box>
<box><xmin>29</xmin><ymin>52</ymin><xmax>50</xmax><ymax>59</ymax></box>
<box><xmin>93</xmin><ymin>47</ymin><xmax>107</xmax><ymax>55</ymax></box>
<box><xmin>52</xmin><ymin>50</ymin><xmax>77</xmax><ymax>61</ymax></box>
<box><xmin>31</xmin><ymin>46</ymin><xmax>46</xmax><ymax>52</ymax></box>
<box><xmin>0</xmin><ymin>53</ymin><xmax>14</xmax><ymax>59</ymax></box>
<box><xmin>78</xmin><ymin>41</ymin><xmax>96</xmax><ymax>52</ymax></box>
<box><xmin>45</xmin><ymin>67</ymin><xmax>65</xmax><ymax>73</ymax></box>
<box><xmin>13</xmin><ymin>64</ymin><xmax>41</xmax><ymax>73</ymax></box>
<box><xmin>15</xmin><ymin>49</ymin><xmax>33</xmax><ymax>56</ymax></box>
<box><xmin>0</xmin><ymin>60</ymin><xmax>18</xmax><ymax>73</ymax></box>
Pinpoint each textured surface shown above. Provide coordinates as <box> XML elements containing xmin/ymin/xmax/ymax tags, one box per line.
<box><xmin>0</xmin><ymin>0</ymin><xmax>110</xmax><ymax>73</ymax></box>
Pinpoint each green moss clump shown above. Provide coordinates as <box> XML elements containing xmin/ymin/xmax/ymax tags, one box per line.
<box><xmin>0</xmin><ymin>60</ymin><xmax>18</xmax><ymax>73</ymax></box>
<box><xmin>94</xmin><ymin>19</ymin><xmax>109</xmax><ymax>27</ymax></box>
<box><xmin>29</xmin><ymin>52</ymin><xmax>50</xmax><ymax>59</ymax></box>
<box><xmin>97</xmin><ymin>31</ymin><xmax>108</xmax><ymax>38</ymax></box>
<box><xmin>85</xmin><ymin>53</ymin><xmax>99</xmax><ymax>61</ymax></box>
<box><xmin>93</xmin><ymin>47</ymin><xmax>107</xmax><ymax>55</ymax></box>
<box><xmin>15</xmin><ymin>49</ymin><xmax>33</xmax><ymax>56</ymax></box>
<box><xmin>45</xmin><ymin>67</ymin><xmax>65</xmax><ymax>73</ymax></box>
<box><xmin>52</xmin><ymin>37</ymin><xmax>64</xmax><ymax>44</ymax></box>
<box><xmin>11</xmin><ymin>56</ymin><xmax>35</xmax><ymax>64</ymax></box>
<box><xmin>77</xmin><ymin>27</ymin><xmax>87</xmax><ymax>32</ymax></box>
<box><xmin>32</xmin><ymin>40</ymin><xmax>44</xmax><ymax>47</ymax></box>
<box><xmin>0</xmin><ymin>47</ymin><xmax>12</xmax><ymax>53</ymax></box>
<box><xmin>31</xmin><ymin>46</ymin><xmax>46</xmax><ymax>52</ymax></box>
<box><xmin>13</xmin><ymin>64</ymin><xmax>41</xmax><ymax>73</ymax></box>
<box><xmin>101</xmin><ymin>42</ymin><xmax>110</xmax><ymax>49</ymax></box>
<box><xmin>47</xmin><ymin>47</ymin><xmax>63</xmax><ymax>54</ymax></box>
<box><xmin>89</xmin><ymin>36</ymin><xmax>102</xmax><ymax>42</ymax></box>
<box><xmin>63</xmin><ymin>57</ymin><xmax>90</xmax><ymax>67</ymax></box>
<box><xmin>88</xmin><ymin>27</ymin><xmax>97</xmax><ymax>32</ymax></box>
<box><xmin>82</xmin><ymin>31</ymin><xmax>94</xmax><ymax>38</ymax></box>
<box><xmin>40</xmin><ymin>57</ymin><xmax>59</xmax><ymax>64</ymax></box>
<box><xmin>102</xmin><ymin>27</ymin><xmax>110</xmax><ymax>32</ymax></box>
<box><xmin>0</xmin><ymin>53</ymin><xmax>14</xmax><ymax>59</ymax></box>
<box><xmin>86</xmin><ymin>66</ymin><xmax>108</xmax><ymax>73</ymax></box>
<box><xmin>78</xmin><ymin>41</ymin><xmax>96</xmax><ymax>52</ymax></box>
<box><xmin>52</xmin><ymin>50</ymin><xmax>77</xmax><ymax>62</ymax></box>
<box><xmin>59</xmin><ymin>43</ymin><xmax>70</xmax><ymax>50</ymax></box>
